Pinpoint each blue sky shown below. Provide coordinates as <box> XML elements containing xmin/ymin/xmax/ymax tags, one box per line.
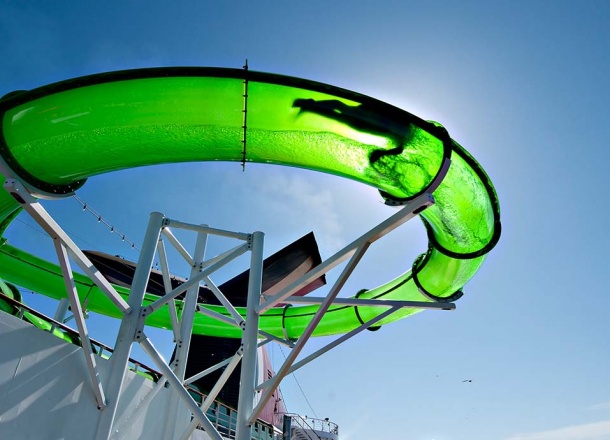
<box><xmin>1</xmin><ymin>1</ymin><xmax>610</xmax><ymax>439</ymax></box>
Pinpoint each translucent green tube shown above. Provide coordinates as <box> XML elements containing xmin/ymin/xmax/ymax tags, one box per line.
<box><xmin>0</xmin><ymin>68</ymin><xmax>500</xmax><ymax>338</ymax></box>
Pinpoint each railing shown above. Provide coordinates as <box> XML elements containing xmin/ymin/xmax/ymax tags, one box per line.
<box><xmin>188</xmin><ymin>388</ymin><xmax>281</xmax><ymax>440</ymax></box>
<box><xmin>0</xmin><ymin>292</ymin><xmax>159</xmax><ymax>379</ymax></box>
<box><xmin>283</xmin><ymin>414</ymin><xmax>339</xmax><ymax>439</ymax></box>
<box><xmin>0</xmin><ymin>292</ymin><xmax>279</xmax><ymax>440</ymax></box>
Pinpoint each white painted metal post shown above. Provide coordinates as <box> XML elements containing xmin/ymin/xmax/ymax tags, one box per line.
<box><xmin>236</xmin><ymin>231</ymin><xmax>264</xmax><ymax>440</ymax></box>
<box><xmin>163</xmin><ymin>228</ymin><xmax>208</xmax><ymax>439</ymax></box>
<box><xmin>156</xmin><ymin>238</ymin><xmax>181</xmax><ymax>342</ymax></box>
<box><xmin>94</xmin><ymin>212</ymin><xmax>164</xmax><ymax>440</ymax></box>
<box><xmin>174</xmin><ymin>229</ymin><xmax>208</xmax><ymax>379</ymax></box>
<box><xmin>55</xmin><ymin>241</ymin><xmax>107</xmax><ymax>409</ymax></box>
<box><xmin>53</xmin><ymin>298</ymin><xmax>70</xmax><ymax>322</ymax></box>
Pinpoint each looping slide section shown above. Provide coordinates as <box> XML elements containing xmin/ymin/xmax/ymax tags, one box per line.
<box><xmin>0</xmin><ymin>67</ymin><xmax>501</xmax><ymax>339</ymax></box>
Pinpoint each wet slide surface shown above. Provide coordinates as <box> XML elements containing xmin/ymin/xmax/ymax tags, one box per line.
<box><xmin>0</xmin><ymin>67</ymin><xmax>500</xmax><ymax>338</ymax></box>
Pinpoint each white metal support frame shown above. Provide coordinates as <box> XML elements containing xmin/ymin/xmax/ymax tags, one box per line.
<box><xmin>162</xmin><ymin>225</ymin><xmax>208</xmax><ymax>439</ymax></box>
<box><xmin>131</xmin><ymin>216</ymin><xmax>257</xmax><ymax>440</ymax></box>
<box><xmin>3</xmin><ymin>172</ymin><xmax>458</xmax><ymax>440</ymax></box>
<box><xmin>247</xmin><ymin>191</ymin><xmax>440</xmax><ymax>425</ymax></box>
<box><xmin>3</xmin><ymin>180</ymin><xmax>231</xmax><ymax>439</ymax></box>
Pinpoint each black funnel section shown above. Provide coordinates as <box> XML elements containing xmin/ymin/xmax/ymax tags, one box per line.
<box><xmin>84</xmin><ymin>231</ymin><xmax>325</xmax><ymax>305</ymax></box>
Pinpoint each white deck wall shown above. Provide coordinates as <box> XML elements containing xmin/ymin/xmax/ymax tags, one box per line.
<box><xmin>0</xmin><ymin>311</ymin><xmax>206</xmax><ymax>440</ymax></box>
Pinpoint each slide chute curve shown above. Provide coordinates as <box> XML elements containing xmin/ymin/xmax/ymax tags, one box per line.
<box><xmin>0</xmin><ymin>68</ymin><xmax>500</xmax><ymax>338</ymax></box>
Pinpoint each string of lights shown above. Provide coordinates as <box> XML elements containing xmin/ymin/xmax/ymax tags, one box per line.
<box><xmin>72</xmin><ymin>194</ymin><xmax>140</xmax><ymax>252</ymax></box>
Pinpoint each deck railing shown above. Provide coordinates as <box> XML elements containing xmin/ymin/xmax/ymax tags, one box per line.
<box><xmin>281</xmin><ymin>413</ymin><xmax>339</xmax><ymax>440</ymax></box>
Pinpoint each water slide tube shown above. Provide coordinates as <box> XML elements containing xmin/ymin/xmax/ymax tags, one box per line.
<box><xmin>0</xmin><ymin>68</ymin><xmax>500</xmax><ymax>339</ymax></box>
<box><xmin>0</xmin><ymin>276</ymin><xmax>78</xmax><ymax>345</ymax></box>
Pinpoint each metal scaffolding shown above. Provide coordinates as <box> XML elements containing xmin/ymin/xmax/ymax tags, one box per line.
<box><xmin>3</xmin><ymin>177</ymin><xmax>455</xmax><ymax>440</ymax></box>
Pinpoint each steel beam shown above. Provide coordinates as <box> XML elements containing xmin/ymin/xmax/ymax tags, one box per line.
<box><xmin>162</xmin><ymin>227</ymin><xmax>209</xmax><ymax>439</ymax></box>
<box><xmin>94</xmin><ymin>212</ymin><xmax>164</xmax><ymax>440</ymax></box>
<box><xmin>156</xmin><ymin>238</ymin><xmax>182</xmax><ymax>342</ymax></box>
<box><xmin>235</xmin><ymin>231</ymin><xmax>264</xmax><ymax>440</ymax></box>
<box><xmin>286</xmin><ymin>296</ymin><xmax>456</xmax><ymax>310</ymax></box>
<box><xmin>55</xmin><ymin>241</ymin><xmax>106</xmax><ymax>409</ymax></box>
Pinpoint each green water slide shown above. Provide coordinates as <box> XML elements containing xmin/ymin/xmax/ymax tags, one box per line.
<box><xmin>0</xmin><ymin>68</ymin><xmax>500</xmax><ymax>339</ymax></box>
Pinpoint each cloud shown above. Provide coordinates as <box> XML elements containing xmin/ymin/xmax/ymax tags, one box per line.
<box><xmin>505</xmin><ymin>420</ymin><xmax>610</xmax><ymax>440</ymax></box>
<box><xmin>252</xmin><ymin>171</ymin><xmax>345</xmax><ymax>253</ymax></box>
<box><xmin>587</xmin><ymin>401</ymin><xmax>610</xmax><ymax>411</ymax></box>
